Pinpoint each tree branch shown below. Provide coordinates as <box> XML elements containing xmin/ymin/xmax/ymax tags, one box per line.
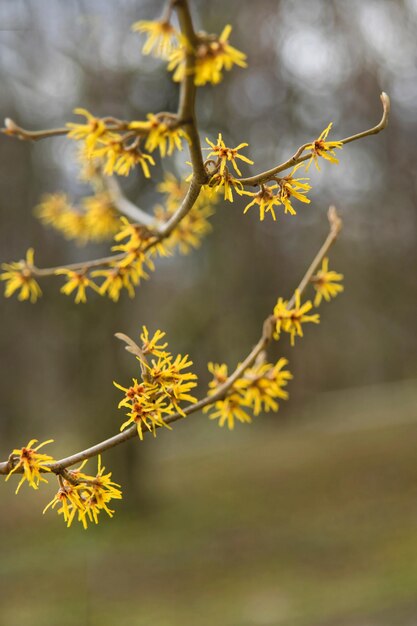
<box><xmin>0</xmin><ymin>206</ymin><xmax>342</xmax><ymax>477</ymax></box>
<box><xmin>239</xmin><ymin>92</ymin><xmax>390</xmax><ymax>187</ymax></box>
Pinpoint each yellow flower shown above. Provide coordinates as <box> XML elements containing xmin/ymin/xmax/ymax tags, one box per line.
<box><xmin>55</xmin><ymin>269</ymin><xmax>99</xmax><ymax>303</ymax></box>
<box><xmin>140</xmin><ymin>326</ymin><xmax>169</xmax><ymax>358</ymax></box>
<box><xmin>82</xmin><ymin>193</ymin><xmax>120</xmax><ymax>241</ymax></box>
<box><xmin>305</xmin><ymin>123</ymin><xmax>343</xmax><ymax>171</ymax></box>
<box><xmin>92</xmin><ymin>261</ymin><xmax>149</xmax><ymax>301</ymax></box>
<box><xmin>132</xmin><ymin>20</ymin><xmax>179</xmax><ymax>59</ymax></box>
<box><xmin>0</xmin><ymin>248</ymin><xmax>42</xmax><ymax>303</ymax></box>
<box><xmin>311</xmin><ymin>257</ymin><xmax>344</xmax><ymax>306</ymax></box>
<box><xmin>130</xmin><ymin>114</ymin><xmax>189</xmax><ymax>157</ymax></box>
<box><xmin>114</xmin><ymin>379</ymin><xmax>173</xmax><ymax>439</ymax></box>
<box><xmin>242</xmin><ymin>184</ymin><xmax>281</xmax><ymax>221</ymax></box>
<box><xmin>168</xmin><ymin>25</ymin><xmax>247</xmax><ymax>86</ymax></box>
<box><xmin>6</xmin><ymin>439</ymin><xmax>54</xmax><ymax>493</ymax></box>
<box><xmin>67</xmin><ymin>108</ymin><xmax>108</xmax><ymax>154</ymax></box>
<box><xmin>207</xmin><ymin>362</ymin><xmax>229</xmax><ymax>392</ymax></box>
<box><xmin>43</xmin><ymin>481</ymin><xmax>86</xmax><ymax>528</ymax></box>
<box><xmin>273</xmin><ymin>290</ymin><xmax>320</xmax><ymax>346</ymax></box>
<box><xmin>143</xmin><ymin>353</ymin><xmax>198</xmax><ymax>416</ymax></box>
<box><xmin>75</xmin><ymin>456</ymin><xmax>122</xmax><ymax>528</ymax></box>
<box><xmin>44</xmin><ymin>456</ymin><xmax>122</xmax><ymax>529</ymax></box>
<box><xmin>236</xmin><ymin>359</ymin><xmax>292</xmax><ymax>416</ymax></box>
<box><xmin>205</xmin><ymin>133</ymin><xmax>253</xmax><ymax>176</ymax></box>
<box><xmin>205</xmin><ymin>394</ymin><xmax>252</xmax><ymax>429</ymax></box>
<box><xmin>111</xmin><ymin>218</ymin><xmax>157</xmax><ymax>271</ymax></box>
<box><xmin>35</xmin><ymin>193</ymin><xmax>74</xmax><ymax>229</ymax></box>
<box><xmin>91</xmin><ymin>135</ymin><xmax>156</xmax><ymax>178</ymax></box>
<box><xmin>276</xmin><ymin>163</ymin><xmax>311</xmax><ymax>215</ymax></box>
<box><xmin>36</xmin><ymin>192</ymin><xmax>119</xmax><ymax>245</ymax></box>
<box><xmin>209</xmin><ymin>170</ymin><xmax>244</xmax><ymax>203</ymax></box>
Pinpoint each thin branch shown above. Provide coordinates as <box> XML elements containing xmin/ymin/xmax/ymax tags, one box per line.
<box><xmin>104</xmin><ymin>177</ymin><xmax>157</xmax><ymax>228</ymax></box>
<box><xmin>239</xmin><ymin>92</ymin><xmax>390</xmax><ymax>187</ymax></box>
<box><xmin>0</xmin><ymin>206</ymin><xmax>342</xmax><ymax>477</ymax></box>
<box><xmin>157</xmin><ymin>177</ymin><xmax>202</xmax><ymax>237</ymax></box>
<box><xmin>174</xmin><ymin>0</ymin><xmax>207</xmax><ymax>185</ymax></box>
<box><xmin>1</xmin><ymin>118</ymin><xmax>69</xmax><ymax>141</ymax></box>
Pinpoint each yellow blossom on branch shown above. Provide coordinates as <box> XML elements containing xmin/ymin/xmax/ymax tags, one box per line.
<box><xmin>274</xmin><ymin>290</ymin><xmax>320</xmax><ymax>346</ymax></box>
<box><xmin>132</xmin><ymin>20</ymin><xmax>179</xmax><ymax>59</ymax></box>
<box><xmin>67</xmin><ymin>108</ymin><xmax>108</xmax><ymax>154</ymax></box>
<box><xmin>6</xmin><ymin>439</ymin><xmax>54</xmax><ymax>494</ymax></box>
<box><xmin>92</xmin><ymin>263</ymin><xmax>147</xmax><ymax>301</ymax></box>
<box><xmin>35</xmin><ymin>193</ymin><xmax>75</xmax><ymax>230</ymax></box>
<box><xmin>311</xmin><ymin>257</ymin><xmax>344</xmax><ymax>306</ymax></box>
<box><xmin>91</xmin><ymin>136</ymin><xmax>156</xmax><ymax>178</ymax></box>
<box><xmin>75</xmin><ymin>456</ymin><xmax>122</xmax><ymax>527</ymax></box>
<box><xmin>204</xmin><ymin>362</ymin><xmax>251</xmax><ymax>429</ymax></box>
<box><xmin>208</xmin><ymin>169</ymin><xmax>244</xmax><ymax>203</ymax></box>
<box><xmin>130</xmin><ymin>114</ymin><xmax>189</xmax><ymax>157</ymax></box>
<box><xmin>207</xmin><ymin>362</ymin><xmax>229</xmax><ymax>391</ymax></box>
<box><xmin>43</xmin><ymin>456</ymin><xmax>122</xmax><ymax>529</ymax></box>
<box><xmin>205</xmin><ymin>133</ymin><xmax>253</xmax><ymax>176</ymax></box>
<box><xmin>276</xmin><ymin>163</ymin><xmax>312</xmax><ymax>215</ymax></box>
<box><xmin>168</xmin><ymin>25</ymin><xmax>247</xmax><ymax>86</ymax></box>
<box><xmin>114</xmin><ymin>379</ymin><xmax>173</xmax><ymax>439</ymax></box>
<box><xmin>236</xmin><ymin>359</ymin><xmax>292</xmax><ymax>416</ymax></box>
<box><xmin>140</xmin><ymin>326</ymin><xmax>169</xmax><ymax>358</ymax></box>
<box><xmin>35</xmin><ymin>192</ymin><xmax>119</xmax><ymax>245</ymax></box>
<box><xmin>0</xmin><ymin>248</ymin><xmax>42</xmax><ymax>303</ymax></box>
<box><xmin>242</xmin><ymin>184</ymin><xmax>281</xmax><ymax>221</ymax></box>
<box><xmin>204</xmin><ymin>394</ymin><xmax>252</xmax><ymax>429</ymax></box>
<box><xmin>43</xmin><ymin>481</ymin><xmax>86</xmax><ymax>528</ymax></box>
<box><xmin>82</xmin><ymin>193</ymin><xmax>120</xmax><ymax>241</ymax></box>
<box><xmin>305</xmin><ymin>123</ymin><xmax>343</xmax><ymax>171</ymax></box>
<box><xmin>115</xmin><ymin>327</ymin><xmax>198</xmax><ymax>436</ymax></box>
<box><xmin>142</xmin><ymin>353</ymin><xmax>198</xmax><ymax>416</ymax></box>
<box><xmin>55</xmin><ymin>269</ymin><xmax>99</xmax><ymax>304</ymax></box>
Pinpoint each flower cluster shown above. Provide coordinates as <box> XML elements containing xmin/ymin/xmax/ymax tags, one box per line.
<box><xmin>242</xmin><ymin>124</ymin><xmax>344</xmax><ymax>222</ymax></box>
<box><xmin>204</xmin><ymin>358</ymin><xmax>292</xmax><ymax>429</ymax></box>
<box><xmin>114</xmin><ymin>327</ymin><xmax>198</xmax><ymax>439</ymax></box>
<box><xmin>68</xmin><ymin>108</ymin><xmax>190</xmax><ymax>180</ymax></box>
<box><xmin>68</xmin><ymin>109</ymin><xmax>155</xmax><ymax>178</ymax></box>
<box><xmin>43</xmin><ymin>456</ymin><xmax>122</xmax><ymax>529</ymax></box>
<box><xmin>35</xmin><ymin>192</ymin><xmax>120</xmax><ymax>245</ymax></box>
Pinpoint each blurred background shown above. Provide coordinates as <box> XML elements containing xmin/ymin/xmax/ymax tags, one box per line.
<box><xmin>1</xmin><ymin>0</ymin><xmax>417</xmax><ymax>624</ymax></box>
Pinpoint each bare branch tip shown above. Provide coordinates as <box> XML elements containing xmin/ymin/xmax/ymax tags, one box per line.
<box><xmin>380</xmin><ymin>92</ymin><xmax>390</xmax><ymax>126</ymax></box>
<box><xmin>327</xmin><ymin>205</ymin><xmax>342</xmax><ymax>234</ymax></box>
<box><xmin>114</xmin><ymin>332</ymin><xmax>144</xmax><ymax>359</ymax></box>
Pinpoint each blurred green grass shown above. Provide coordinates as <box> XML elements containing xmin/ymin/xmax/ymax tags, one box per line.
<box><xmin>1</xmin><ymin>379</ymin><xmax>417</xmax><ymax>626</ymax></box>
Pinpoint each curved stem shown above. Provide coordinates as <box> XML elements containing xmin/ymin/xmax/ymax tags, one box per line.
<box><xmin>239</xmin><ymin>92</ymin><xmax>390</xmax><ymax>187</ymax></box>
<box><xmin>0</xmin><ymin>206</ymin><xmax>342</xmax><ymax>477</ymax></box>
